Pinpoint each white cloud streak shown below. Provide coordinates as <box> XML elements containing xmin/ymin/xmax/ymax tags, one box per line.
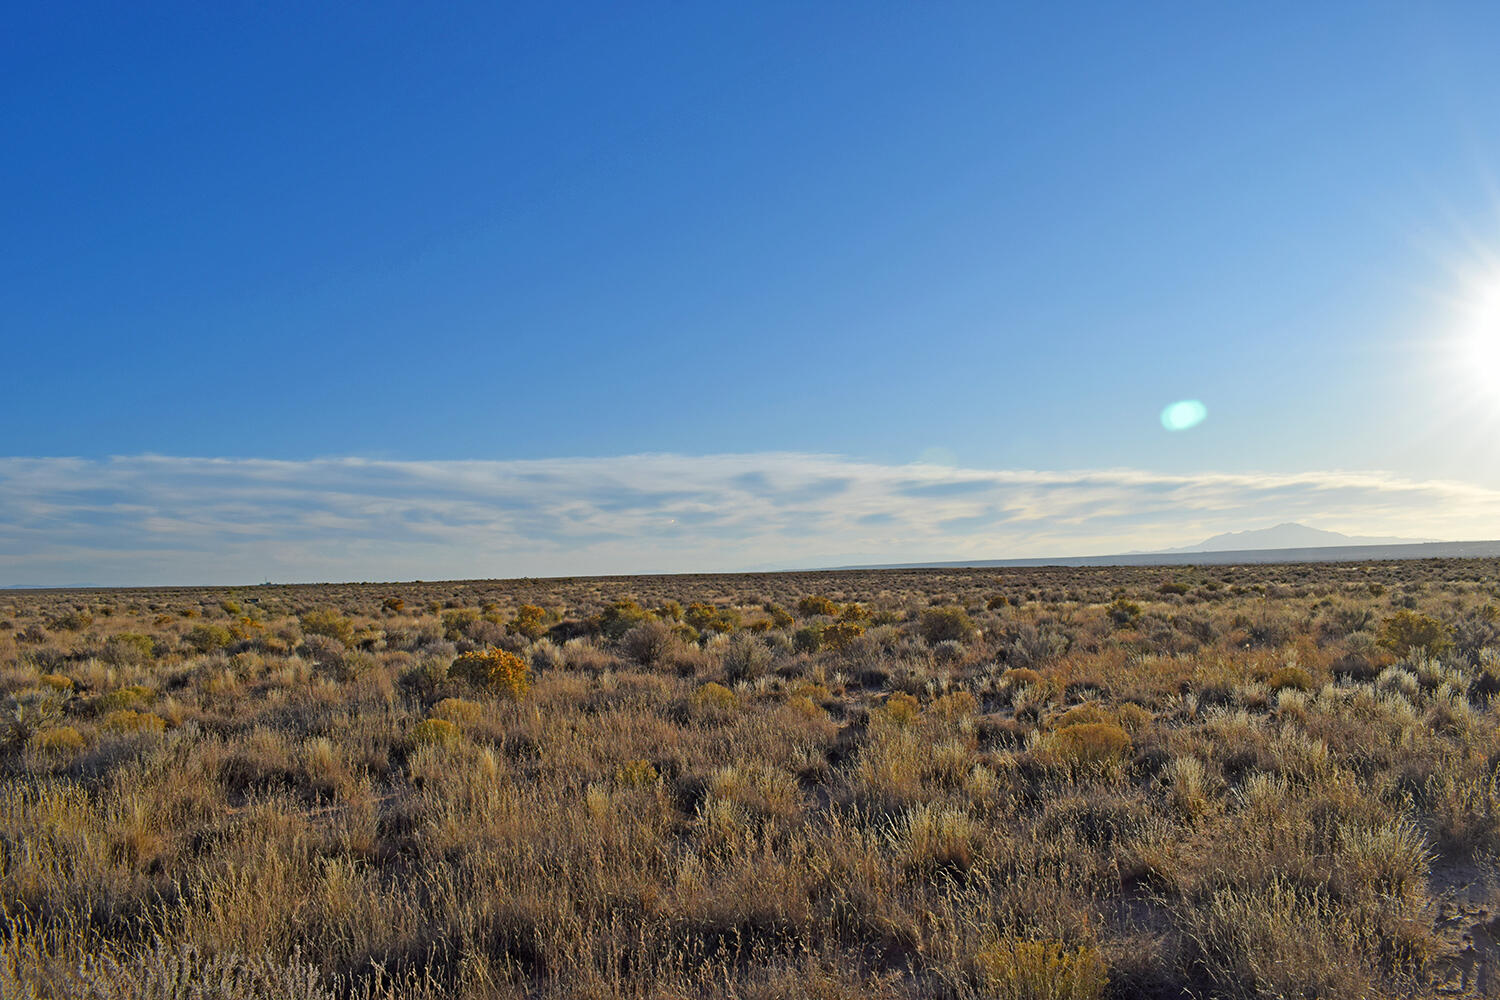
<box><xmin>0</xmin><ymin>453</ymin><xmax>1496</xmax><ymax>585</ymax></box>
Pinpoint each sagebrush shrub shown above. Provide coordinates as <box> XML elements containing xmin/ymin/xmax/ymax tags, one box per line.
<box><xmin>49</xmin><ymin>610</ymin><xmax>93</xmax><ymax>632</ymax></box>
<box><xmin>723</xmin><ymin>633</ymin><xmax>771</xmax><ymax>683</ymax></box>
<box><xmin>621</xmin><ymin>620</ymin><xmax>676</xmax><ymax>666</ymax></box>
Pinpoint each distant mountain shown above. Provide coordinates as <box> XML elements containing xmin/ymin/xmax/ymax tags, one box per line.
<box><xmin>1163</xmin><ymin>522</ymin><xmax>1439</xmax><ymax>553</ymax></box>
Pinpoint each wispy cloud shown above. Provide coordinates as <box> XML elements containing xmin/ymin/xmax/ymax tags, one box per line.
<box><xmin>0</xmin><ymin>453</ymin><xmax>1496</xmax><ymax>585</ymax></box>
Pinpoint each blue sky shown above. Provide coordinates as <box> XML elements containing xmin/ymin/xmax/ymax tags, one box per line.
<box><xmin>5</xmin><ymin>3</ymin><xmax>1500</xmax><ymax>583</ymax></box>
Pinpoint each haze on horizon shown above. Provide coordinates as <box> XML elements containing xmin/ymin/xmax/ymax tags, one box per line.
<box><xmin>5</xmin><ymin>4</ymin><xmax>1500</xmax><ymax>586</ymax></box>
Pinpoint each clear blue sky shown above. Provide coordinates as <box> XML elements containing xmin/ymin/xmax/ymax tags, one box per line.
<box><xmin>5</xmin><ymin>3</ymin><xmax>1500</xmax><ymax>583</ymax></box>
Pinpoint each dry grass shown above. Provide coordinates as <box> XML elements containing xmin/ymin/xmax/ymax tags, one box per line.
<box><xmin>1</xmin><ymin>559</ymin><xmax>1498</xmax><ymax>997</ymax></box>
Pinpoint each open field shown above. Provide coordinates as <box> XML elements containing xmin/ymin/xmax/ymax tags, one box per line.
<box><xmin>3</xmin><ymin>560</ymin><xmax>1499</xmax><ymax>998</ymax></box>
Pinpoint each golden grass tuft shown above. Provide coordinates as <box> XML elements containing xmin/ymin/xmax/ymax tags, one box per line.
<box><xmin>98</xmin><ymin>709</ymin><xmax>166</xmax><ymax>734</ymax></box>
<box><xmin>972</xmin><ymin>938</ymin><xmax>1108</xmax><ymax>999</ymax></box>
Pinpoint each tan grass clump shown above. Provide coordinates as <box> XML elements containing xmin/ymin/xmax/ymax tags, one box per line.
<box><xmin>1048</xmin><ymin>721</ymin><xmax>1131</xmax><ymax>768</ymax></box>
<box><xmin>430</xmin><ymin>697</ymin><xmax>483</xmax><ymax>725</ymax></box>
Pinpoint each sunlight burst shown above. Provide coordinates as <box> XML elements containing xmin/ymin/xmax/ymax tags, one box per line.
<box><xmin>1465</xmin><ymin>278</ymin><xmax>1500</xmax><ymax>383</ymax></box>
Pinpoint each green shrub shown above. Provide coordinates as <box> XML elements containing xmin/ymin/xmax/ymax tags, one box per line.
<box><xmin>449</xmin><ymin>648</ymin><xmax>531</xmax><ymax>699</ymax></box>
<box><xmin>1106</xmin><ymin>599</ymin><xmax>1142</xmax><ymax>627</ymax></box>
<box><xmin>596</xmin><ymin>600</ymin><xmax>654</xmax><ymax>640</ymax></box>
<box><xmin>186</xmin><ymin>624</ymin><xmax>235</xmax><ymax>653</ymax></box>
<box><xmin>300</xmin><ymin>608</ymin><xmax>355</xmax><ymax>644</ymax></box>
<box><xmin>684</xmin><ymin>601</ymin><xmax>739</xmax><ymax>634</ymax></box>
<box><xmin>96</xmin><ymin>685</ymin><xmax>154</xmax><ymax>713</ymax></box>
<box><xmin>1268</xmin><ymin>665</ymin><xmax>1315</xmax><ymax>692</ymax></box>
<box><xmin>439</xmin><ymin>608</ymin><xmax>480</xmax><ymax>640</ymax></box>
<box><xmin>765</xmin><ymin>604</ymin><xmax>795</xmax><ymax>629</ymax></box>
<box><xmin>930</xmin><ymin>690</ymin><xmax>978</xmax><ymax>720</ymax></box>
<box><xmin>792</xmin><ymin>625</ymin><xmax>824</xmax><ymax>654</ymax></box>
<box><xmin>104</xmin><ymin>633</ymin><xmax>156</xmax><ymax>665</ymax></box>
<box><xmin>1003</xmin><ymin>667</ymin><xmax>1044</xmax><ymax>688</ymax></box>
<box><xmin>920</xmin><ymin>605</ymin><xmax>975</xmax><ymax>643</ymax></box>
<box><xmin>1378</xmin><ymin>610</ymin><xmax>1452</xmax><ymax>658</ymax></box>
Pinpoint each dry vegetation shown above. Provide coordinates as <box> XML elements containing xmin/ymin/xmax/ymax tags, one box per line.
<box><xmin>2</xmin><ymin>560</ymin><xmax>1499</xmax><ymax>998</ymax></box>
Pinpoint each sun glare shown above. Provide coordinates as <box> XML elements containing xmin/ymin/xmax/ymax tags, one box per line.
<box><xmin>1467</xmin><ymin>279</ymin><xmax>1500</xmax><ymax>383</ymax></box>
<box><xmin>1438</xmin><ymin>259</ymin><xmax>1500</xmax><ymax>417</ymax></box>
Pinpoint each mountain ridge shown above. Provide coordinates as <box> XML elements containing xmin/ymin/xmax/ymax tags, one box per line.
<box><xmin>1162</xmin><ymin>522</ymin><xmax>1440</xmax><ymax>553</ymax></box>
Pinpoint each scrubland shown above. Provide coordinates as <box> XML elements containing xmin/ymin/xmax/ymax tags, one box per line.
<box><xmin>2</xmin><ymin>560</ymin><xmax>1498</xmax><ymax>998</ymax></box>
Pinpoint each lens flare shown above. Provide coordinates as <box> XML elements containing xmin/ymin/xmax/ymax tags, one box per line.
<box><xmin>1160</xmin><ymin>399</ymin><xmax>1207</xmax><ymax>431</ymax></box>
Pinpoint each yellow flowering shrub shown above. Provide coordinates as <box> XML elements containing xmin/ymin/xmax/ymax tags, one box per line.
<box><xmin>449</xmin><ymin>648</ymin><xmax>531</xmax><ymax>699</ymax></box>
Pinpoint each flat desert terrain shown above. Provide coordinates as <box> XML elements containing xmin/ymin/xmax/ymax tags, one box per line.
<box><xmin>2</xmin><ymin>560</ymin><xmax>1498</xmax><ymax>998</ymax></box>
